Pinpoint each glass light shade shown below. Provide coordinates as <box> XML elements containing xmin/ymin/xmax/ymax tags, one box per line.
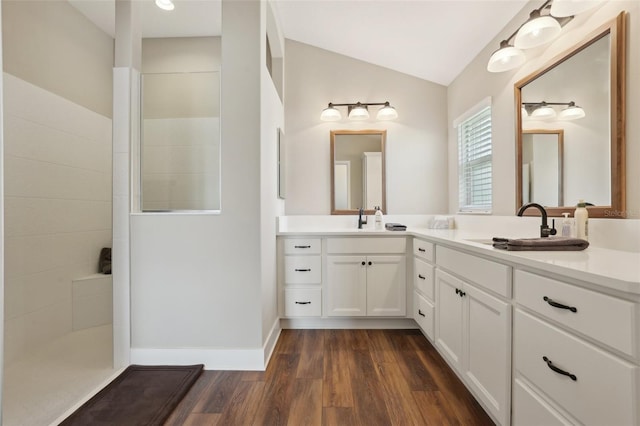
<box><xmin>521</xmin><ymin>106</ymin><xmax>529</xmax><ymax>120</ymax></box>
<box><xmin>487</xmin><ymin>44</ymin><xmax>526</xmax><ymax>72</ymax></box>
<box><xmin>531</xmin><ymin>105</ymin><xmax>557</xmax><ymax>120</ymax></box>
<box><xmin>348</xmin><ymin>105</ymin><xmax>369</xmax><ymax>120</ymax></box>
<box><xmin>155</xmin><ymin>0</ymin><xmax>175</xmax><ymax>10</ymax></box>
<box><xmin>320</xmin><ymin>106</ymin><xmax>342</xmax><ymax>121</ymax></box>
<box><xmin>377</xmin><ymin>104</ymin><xmax>398</xmax><ymax>120</ymax></box>
<box><xmin>514</xmin><ymin>15</ymin><xmax>561</xmax><ymax>49</ymax></box>
<box><xmin>558</xmin><ymin>104</ymin><xmax>586</xmax><ymax>120</ymax></box>
<box><xmin>550</xmin><ymin>0</ymin><xmax>605</xmax><ymax>17</ymax></box>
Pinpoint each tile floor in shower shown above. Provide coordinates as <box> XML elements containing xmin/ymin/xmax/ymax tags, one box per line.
<box><xmin>3</xmin><ymin>324</ymin><xmax>117</xmax><ymax>426</ymax></box>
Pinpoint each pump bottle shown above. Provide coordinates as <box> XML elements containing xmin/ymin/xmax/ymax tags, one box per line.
<box><xmin>574</xmin><ymin>200</ymin><xmax>589</xmax><ymax>240</ymax></box>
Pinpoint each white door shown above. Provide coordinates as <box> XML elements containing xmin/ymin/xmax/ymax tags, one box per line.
<box><xmin>326</xmin><ymin>256</ymin><xmax>366</xmax><ymax>316</ymax></box>
<box><xmin>435</xmin><ymin>270</ymin><xmax>464</xmax><ymax>371</ymax></box>
<box><xmin>464</xmin><ymin>282</ymin><xmax>511</xmax><ymax>426</ymax></box>
<box><xmin>366</xmin><ymin>255</ymin><xmax>406</xmax><ymax>316</ymax></box>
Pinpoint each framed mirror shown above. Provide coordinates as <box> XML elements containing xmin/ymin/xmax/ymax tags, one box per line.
<box><xmin>515</xmin><ymin>12</ymin><xmax>626</xmax><ymax>218</ymax></box>
<box><xmin>330</xmin><ymin>130</ymin><xmax>386</xmax><ymax>215</ymax></box>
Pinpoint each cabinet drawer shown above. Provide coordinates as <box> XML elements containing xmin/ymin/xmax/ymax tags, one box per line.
<box><xmin>284</xmin><ymin>256</ymin><xmax>321</xmax><ymax>284</ymax></box>
<box><xmin>283</xmin><ymin>238</ymin><xmax>321</xmax><ymax>255</ymax></box>
<box><xmin>327</xmin><ymin>237</ymin><xmax>406</xmax><ymax>254</ymax></box>
<box><xmin>413</xmin><ymin>238</ymin><xmax>434</xmax><ymax>262</ymax></box>
<box><xmin>514</xmin><ymin>309</ymin><xmax>637</xmax><ymax>426</ymax></box>
<box><xmin>414</xmin><ymin>291</ymin><xmax>434</xmax><ymax>341</ymax></box>
<box><xmin>436</xmin><ymin>246</ymin><xmax>511</xmax><ymax>297</ymax></box>
<box><xmin>284</xmin><ymin>288</ymin><xmax>321</xmax><ymax>317</ymax></box>
<box><xmin>513</xmin><ymin>379</ymin><xmax>573</xmax><ymax>426</ymax></box>
<box><xmin>414</xmin><ymin>258</ymin><xmax>434</xmax><ymax>300</ymax></box>
<box><xmin>515</xmin><ymin>270</ymin><xmax>637</xmax><ymax>358</ymax></box>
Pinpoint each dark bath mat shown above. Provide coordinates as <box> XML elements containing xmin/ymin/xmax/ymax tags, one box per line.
<box><xmin>59</xmin><ymin>364</ymin><xmax>204</xmax><ymax>426</ymax></box>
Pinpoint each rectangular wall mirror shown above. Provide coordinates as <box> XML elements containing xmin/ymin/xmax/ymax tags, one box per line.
<box><xmin>515</xmin><ymin>12</ymin><xmax>626</xmax><ymax>218</ymax></box>
<box><xmin>330</xmin><ymin>130</ymin><xmax>386</xmax><ymax>215</ymax></box>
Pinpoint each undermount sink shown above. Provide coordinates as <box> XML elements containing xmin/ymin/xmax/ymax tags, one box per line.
<box><xmin>464</xmin><ymin>238</ymin><xmax>494</xmax><ymax>246</ymax></box>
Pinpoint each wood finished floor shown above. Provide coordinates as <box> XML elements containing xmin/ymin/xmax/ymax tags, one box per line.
<box><xmin>164</xmin><ymin>329</ymin><xmax>495</xmax><ymax>426</ymax></box>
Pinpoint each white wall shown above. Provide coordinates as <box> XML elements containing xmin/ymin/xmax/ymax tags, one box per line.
<box><xmin>2</xmin><ymin>0</ymin><xmax>113</xmax><ymax>117</ymax></box>
<box><xmin>3</xmin><ymin>73</ymin><xmax>112</xmax><ymax>364</ymax></box>
<box><xmin>284</xmin><ymin>40</ymin><xmax>449</xmax><ymax>215</ymax></box>
<box><xmin>2</xmin><ymin>1</ymin><xmax>114</xmax><ymax>366</ymax></box>
<box><xmin>130</xmin><ymin>0</ymin><xmax>282</xmax><ymax>367</ymax></box>
<box><xmin>448</xmin><ymin>1</ymin><xmax>640</xmax><ymax>218</ymax></box>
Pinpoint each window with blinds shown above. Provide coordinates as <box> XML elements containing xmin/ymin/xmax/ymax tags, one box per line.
<box><xmin>457</xmin><ymin>105</ymin><xmax>492</xmax><ymax>213</ymax></box>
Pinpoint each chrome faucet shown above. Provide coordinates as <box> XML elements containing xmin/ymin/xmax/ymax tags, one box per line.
<box><xmin>358</xmin><ymin>208</ymin><xmax>368</xmax><ymax>229</ymax></box>
<box><xmin>517</xmin><ymin>202</ymin><xmax>557</xmax><ymax>238</ymax></box>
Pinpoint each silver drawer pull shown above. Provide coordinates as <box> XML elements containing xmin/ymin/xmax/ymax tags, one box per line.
<box><xmin>294</xmin><ymin>245</ymin><xmax>311</xmax><ymax>249</ymax></box>
<box><xmin>295</xmin><ymin>301</ymin><xmax>311</xmax><ymax>305</ymax></box>
<box><xmin>295</xmin><ymin>268</ymin><xmax>311</xmax><ymax>272</ymax></box>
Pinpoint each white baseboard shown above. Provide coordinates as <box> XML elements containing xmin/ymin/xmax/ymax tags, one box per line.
<box><xmin>263</xmin><ymin>317</ymin><xmax>282</xmax><ymax>366</ymax></box>
<box><xmin>281</xmin><ymin>317</ymin><xmax>419</xmax><ymax>329</ymax></box>
<box><xmin>131</xmin><ymin>347</ymin><xmax>267</xmax><ymax>371</ymax></box>
<box><xmin>130</xmin><ymin>319</ymin><xmax>282</xmax><ymax>371</ymax></box>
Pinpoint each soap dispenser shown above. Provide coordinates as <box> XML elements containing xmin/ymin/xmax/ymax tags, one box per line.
<box><xmin>374</xmin><ymin>206</ymin><xmax>384</xmax><ymax>230</ymax></box>
<box><xmin>574</xmin><ymin>200</ymin><xmax>589</xmax><ymax>240</ymax></box>
<box><xmin>561</xmin><ymin>213</ymin><xmax>572</xmax><ymax>237</ymax></box>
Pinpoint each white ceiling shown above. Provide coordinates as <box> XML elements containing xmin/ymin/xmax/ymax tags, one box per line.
<box><xmin>69</xmin><ymin>0</ymin><xmax>529</xmax><ymax>86</ymax></box>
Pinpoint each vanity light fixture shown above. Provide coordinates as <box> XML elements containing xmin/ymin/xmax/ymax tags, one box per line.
<box><xmin>514</xmin><ymin>8</ymin><xmax>562</xmax><ymax>49</ymax></box>
<box><xmin>320</xmin><ymin>101</ymin><xmax>398</xmax><ymax>122</ymax></box>
<box><xmin>155</xmin><ymin>0</ymin><xmax>175</xmax><ymax>11</ymax></box>
<box><xmin>523</xmin><ymin>101</ymin><xmax>585</xmax><ymax>121</ymax></box>
<box><xmin>558</xmin><ymin>101</ymin><xmax>586</xmax><ymax>120</ymax></box>
<box><xmin>487</xmin><ymin>0</ymin><xmax>574</xmax><ymax>73</ymax></box>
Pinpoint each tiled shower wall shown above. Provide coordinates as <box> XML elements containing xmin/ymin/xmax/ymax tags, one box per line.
<box><xmin>3</xmin><ymin>73</ymin><xmax>112</xmax><ymax>364</ymax></box>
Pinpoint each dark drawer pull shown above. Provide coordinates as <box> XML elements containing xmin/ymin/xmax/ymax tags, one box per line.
<box><xmin>295</xmin><ymin>268</ymin><xmax>311</xmax><ymax>272</ymax></box>
<box><xmin>418</xmin><ymin>309</ymin><xmax>426</xmax><ymax>317</ymax></box>
<box><xmin>543</xmin><ymin>296</ymin><xmax>577</xmax><ymax>313</ymax></box>
<box><xmin>295</xmin><ymin>301</ymin><xmax>311</xmax><ymax>305</ymax></box>
<box><xmin>294</xmin><ymin>245</ymin><xmax>311</xmax><ymax>249</ymax></box>
<box><xmin>543</xmin><ymin>356</ymin><xmax>577</xmax><ymax>381</ymax></box>
<box><xmin>418</xmin><ymin>274</ymin><xmax>426</xmax><ymax>280</ymax></box>
<box><xmin>418</xmin><ymin>248</ymin><xmax>426</xmax><ymax>252</ymax></box>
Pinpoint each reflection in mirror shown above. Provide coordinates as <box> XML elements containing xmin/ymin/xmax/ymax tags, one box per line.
<box><xmin>515</xmin><ymin>12</ymin><xmax>626</xmax><ymax>218</ymax></box>
<box><xmin>141</xmin><ymin>71</ymin><xmax>220</xmax><ymax>211</ymax></box>
<box><xmin>522</xmin><ymin>130</ymin><xmax>564</xmax><ymax>207</ymax></box>
<box><xmin>331</xmin><ymin>130</ymin><xmax>386</xmax><ymax>215</ymax></box>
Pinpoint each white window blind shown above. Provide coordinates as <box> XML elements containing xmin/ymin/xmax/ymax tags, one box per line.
<box><xmin>457</xmin><ymin>105</ymin><xmax>492</xmax><ymax>213</ymax></box>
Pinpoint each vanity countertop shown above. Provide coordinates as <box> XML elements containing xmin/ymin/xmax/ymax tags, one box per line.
<box><xmin>278</xmin><ymin>227</ymin><xmax>640</xmax><ymax>295</ymax></box>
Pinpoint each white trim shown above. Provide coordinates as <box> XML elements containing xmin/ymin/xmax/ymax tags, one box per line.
<box><xmin>131</xmin><ymin>320</ymin><xmax>282</xmax><ymax>371</ymax></box>
<box><xmin>281</xmin><ymin>317</ymin><xmax>419</xmax><ymax>329</ymax></box>
<box><xmin>263</xmin><ymin>317</ymin><xmax>282</xmax><ymax>366</ymax></box>
<box><xmin>131</xmin><ymin>347</ymin><xmax>267</xmax><ymax>371</ymax></box>
<box><xmin>453</xmin><ymin>96</ymin><xmax>492</xmax><ymax>129</ymax></box>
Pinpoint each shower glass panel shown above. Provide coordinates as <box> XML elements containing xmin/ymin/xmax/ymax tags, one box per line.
<box><xmin>140</xmin><ymin>71</ymin><xmax>221</xmax><ymax>212</ymax></box>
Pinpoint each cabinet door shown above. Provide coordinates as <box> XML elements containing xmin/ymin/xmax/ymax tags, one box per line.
<box><xmin>435</xmin><ymin>270</ymin><xmax>464</xmax><ymax>371</ymax></box>
<box><xmin>366</xmin><ymin>255</ymin><xmax>406</xmax><ymax>316</ymax></box>
<box><xmin>326</xmin><ymin>256</ymin><xmax>366</xmax><ymax>316</ymax></box>
<box><xmin>464</xmin><ymin>282</ymin><xmax>511</xmax><ymax>426</ymax></box>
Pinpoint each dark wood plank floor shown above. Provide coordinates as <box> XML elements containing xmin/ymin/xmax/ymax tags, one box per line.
<box><xmin>165</xmin><ymin>329</ymin><xmax>494</xmax><ymax>425</ymax></box>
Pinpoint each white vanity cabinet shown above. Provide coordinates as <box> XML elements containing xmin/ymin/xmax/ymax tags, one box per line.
<box><xmin>326</xmin><ymin>237</ymin><xmax>407</xmax><ymax>317</ymax></box>
<box><xmin>413</xmin><ymin>238</ymin><xmax>435</xmax><ymax>340</ymax></box>
<box><xmin>513</xmin><ymin>270</ymin><xmax>640</xmax><ymax>425</ymax></box>
<box><xmin>279</xmin><ymin>238</ymin><xmax>323</xmax><ymax>317</ymax></box>
<box><xmin>435</xmin><ymin>247</ymin><xmax>511</xmax><ymax>426</ymax></box>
